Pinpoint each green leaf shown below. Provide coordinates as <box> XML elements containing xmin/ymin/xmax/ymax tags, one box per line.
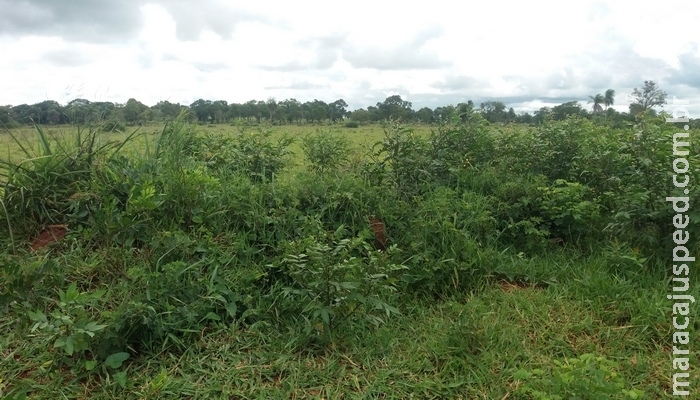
<box><xmin>320</xmin><ymin>308</ymin><xmax>331</xmax><ymax>326</ymax></box>
<box><xmin>64</xmin><ymin>337</ymin><xmax>74</xmax><ymax>356</ymax></box>
<box><xmin>114</xmin><ymin>371</ymin><xmax>128</xmax><ymax>388</ymax></box>
<box><xmin>225</xmin><ymin>302</ymin><xmax>237</xmax><ymax>318</ymax></box>
<box><xmin>204</xmin><ymin>312</ymin><xmax>221</xmax><ymax>321</ymax></box>
<box><xmin>85</xmin><ymin>360</ymin><xmax>98</xmax><ymax>371</ymax></box>
<box><xmin>27</xmin><ymin>310</ymin><xmax>47</xmax><ymax>323</ymax></box>
<box><xmin>514</xmin><ymin>369</ymin><xmax>532</xmax><ymax>380</ymax></box>
<box><xmin>83</xmin><ymin>321</ymin><xmax>108</xmax><ymax>332</ymax></box>
<box><xmin>105</xmin><ymin>352</ymin><xmax>130</xmax><ymax>369</ymax></box>
<box><xmin>65</xmin><ymin>282</ymin><xmax>79</xmax><ymax>301</ymax></box>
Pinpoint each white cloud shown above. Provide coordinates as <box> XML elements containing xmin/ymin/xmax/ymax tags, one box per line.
<box><xmin>0</xmin><ymin>0</ymin><xmax>699</xmax><ymax>114</ymax></box>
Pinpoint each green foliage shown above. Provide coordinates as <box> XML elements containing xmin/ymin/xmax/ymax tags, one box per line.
<box><xmin>101</xmin><ymin>119</ymin><xmax>125</xmax><ymax>133</ymax></box>
<box><xmin>277</xmin><ymin>224</ymin><xmax>405</xmax><ymax>336</ymax></box>
<box><xmin>366</xmin><ymin>120</ymin><xmax>431</xmax><ymax>198</ymax></box>
<box><xmin>344</xmin><ymin>120</ymin><xmax>359</xmax><ymax>128</ymax></box>
<box><xmin>0</xmin><ymin>114</ymin><xmax>695</xmax><ymax>398</ymax></box>
<box><xmin>300</xmin><ymin>129</ymin><xmax>351</xmax><ymax>174</ymax></box>
<box><xmin>427</xmin><ymin>112</ymin><xmax>494</xmax><ymax>185</ymax></box>
<box><xmin>0</xmin><ymin>124</ymin><xmax>141</xmax><ymax>238</ymax></box>
<box><xmin>27</xmin><ymin>282</ymin><xmax>107</xmax><ymax>358</ymax></box>
<box><xmin>514</xmin><ymin>353</ymin><xmax>644</xmax><ymax>399</ymax></box>
<box><xmin>536</xmin><ymin>179</ymin><xmax>601</xmax><ymax>241</ymax></box>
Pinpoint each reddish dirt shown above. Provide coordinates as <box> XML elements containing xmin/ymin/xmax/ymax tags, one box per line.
<box><xmin>30</xmin><ymin>224</ymin><xmax>68</xmax><ymax>251</ymax></box>
<box><xmin>369</xmin><ymin>216</ymin><xmax>387</xmax><ymax>250</ymax></box>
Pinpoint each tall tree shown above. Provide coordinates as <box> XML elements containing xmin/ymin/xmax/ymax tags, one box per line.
<box><xmin>377</xmin><ymin>95</ymin><xmax>413</xmax><ymax>121</ymax></box>
<box><xmin>630</xmin><ymin>80</ymin><xmax>667</xmax><ymax>113</ymax></box>
<box><xmin>588</xmin><ymin>94</ymin><xmax>604</xmax><ymax>114</ymax></box>
<box><xmin>266</xmin><ymin>97</ymin><xmax>278</xmax><ymax>123</ymax></box>
<box><xmin>190</xmin><ymin>99</ymin><xmax>213</xmax><ymax>123</ymax></box>
<box><xmin>551</xmin><ymin>101</ymin><xmax>584</xmax><ymax>120</ymax></box>
<box><xmin>480</xmin><ymin>101</ymin><xmax>507</xmax><ymax>123</ymax></box>
<box><xmin>122</xmin><ymin>98</ymin><xmax>149</xmax><ymax>124</ymax></box>
<box><xmin>329</xmin><ymin>99</ymin><xmax>348</xmax><ymax>123</ymax></box>
<box><xmin>603</xmin><ymin>89</ymin><xmax>615</xmax><ymax>110</ymax></box>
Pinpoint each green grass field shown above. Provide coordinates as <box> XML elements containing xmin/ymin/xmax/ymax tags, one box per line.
<box><xmin>0</xmin><ymin>116</ymin><xmax>696</xmax><ymax>398</ymax></box>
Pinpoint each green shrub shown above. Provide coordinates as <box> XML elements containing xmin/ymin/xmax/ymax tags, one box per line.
<box><xmin>537</xmin><ymin>179</ymin><xmax>601</xmax><ymax>242</ymax></box>
<box><xmin>300</xmin><ymin>129</ymin><xmax>351</xmax><ymax>174</ymax></box>
<box><xmin>514</xmin><ymin>353</ymin><xmax>644</xmax><ymax>399</ymax></box>
<box><xmin>344</xmin><ymin>121</ymin><xmax>359</xmax><ymax>128</ymax></box>
<box><xmin>101</xmin><ymin>119</ymin><xmax>125</xmax><ymax>133</ymax></box>
<box><xmin>276</xmin><ymin>224</ymin><xmax>406</xmax><ymax>338</ymax></box>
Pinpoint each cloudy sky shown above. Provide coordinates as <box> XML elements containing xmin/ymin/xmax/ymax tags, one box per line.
<box><xmin>1</xmin><ymin>0</ymin><xmax>699</xmax><ymax>115</ymax></box>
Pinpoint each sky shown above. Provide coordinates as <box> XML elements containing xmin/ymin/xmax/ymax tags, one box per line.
<box><xmin>0</xmin><ymin>0</ymin><xmax>699</xmax><ymax>115</ymax></box>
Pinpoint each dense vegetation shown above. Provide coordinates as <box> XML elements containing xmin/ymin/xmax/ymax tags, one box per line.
<box><xmin>3</xmin><ymin>81</ymin><xmax>698</xmax><ymax>130</ymax></box>
<box><xmin>0</xmin><ymin>104</ymin><xmax>698</xmax><ymax>397</ymax></box>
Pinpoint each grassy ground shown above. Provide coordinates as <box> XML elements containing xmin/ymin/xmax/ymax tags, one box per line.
<box><xmin>1</xmin><ymin>249</ymin><xmax>680</xmax><ymax>398</ymax></box>
<box><xmin>0</xmin><ymin>117</ymin><xmax>696</xmax><ymax>399</ymax></box>
<box><xmin>0</xmin><ymin>123</ymin><xmax>435</xmax><ymax>167</ymax></box>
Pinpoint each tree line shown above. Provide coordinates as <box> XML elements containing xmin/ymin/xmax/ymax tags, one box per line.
<box><xmin>0</xmin><ymin>80</ymin><xmax>685</xmax><ymax>128</ymax></box>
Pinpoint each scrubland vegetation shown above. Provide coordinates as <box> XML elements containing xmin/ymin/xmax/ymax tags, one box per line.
<box><xmin>0</xmin><ymin>104</ymin><xmax>698</xmax><ymax>398</ymax></box>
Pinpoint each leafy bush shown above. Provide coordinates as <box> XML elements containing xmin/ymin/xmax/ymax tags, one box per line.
<box><xmin>537</xmin><ymin>179</ymin><xmax>601</xmax><ymax>242</ymax></box>
<box><xmin>27</xmin><ymin>282</ymin><xmax>107</xmax><ymax>358</ymax></box>
<box><xmin>276</xmin><ymin>224</ymin><xmax>406</xmax><ymax>337</ymax></box>
<box><xmin>514</xmin><ymin>353</ymin><xmax>644</xmax><ymax>399</ymax></box>
<box><xmin>301</xmin><ymin>129</ymin><xmax>351</xmax><ymax>173</ymax></box>
<box><xmin>344</xmin><ymin>121</ymin><xmax>359</xmax><ymax>128</ymax></box>
<box><xmin>101</xmin><ymin>119</ymin><xmax>125</xmax><ymax>133</ymax></box>
<box><xmin>365</xmin><ymin>120</ymin><xmax>431</xmax><ymax>198</ymax></box>
<box><xmin>427</xmin><ymin>113</ymin><xmax>494</xmax><ymax>185</ymax></box>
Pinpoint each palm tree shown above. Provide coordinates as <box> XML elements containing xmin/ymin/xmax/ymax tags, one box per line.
<box><xmin>604</xmin><ymin>89</ymin><xmax>615</xmax><ymax>110</ymax></box>
<box><xmin>588</xmin><ymin>94</ymin><xmax>605</xmax><ymax>114</ymax></box>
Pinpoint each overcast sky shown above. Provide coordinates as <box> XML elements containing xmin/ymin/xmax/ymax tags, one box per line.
<box><xmin>1</xmin><ymin>0</ymin><xmax>699</xmax><ymax>115</ymax></box>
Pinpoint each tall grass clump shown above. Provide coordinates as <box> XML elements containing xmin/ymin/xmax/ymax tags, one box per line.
<box><xmin>300</xmin><ymin>128</ymin><xmax>351</xmax><ymax>174</ymax></box>
<box><xmin>0</xmin><ymin>124</ymin><xmax>141</xmax><ymax>243</ymax></box>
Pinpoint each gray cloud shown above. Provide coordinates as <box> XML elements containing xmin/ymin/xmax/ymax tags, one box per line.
<box><xmin>159</xmin><ymin>1</ymin><xmax>273</xmax><ymax>41</ymax></box>
<box><xmin>0</xmin><ymin>0</ymin><xmax>144</xmax><ymax>43</ymax></box>
<box><xmin>666</xmin><ymin>51</ymin><xmax>700</xmax><ymax>90</ymax></box>
<box><xmin>342</xmin><ymin>26</ymin><xmax>448</xmax><ymax>70</ymax></box>
<box><xmin>0</xmin><ymin>0</ymin><xmax>270</xmax><ymax>43</ymax></box>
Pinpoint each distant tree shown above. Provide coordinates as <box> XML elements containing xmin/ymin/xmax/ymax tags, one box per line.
<box><xmin>190</xmin><ymin>99</ymin><xmax>213</xmax><ymax>123</ymax></box>
<box><xmin>377</xmin><ymin>95</ymin><xmax>413</xmax><ymax>121</ymax></box>
<box><xmin>434</xmin><ymin>105</ymin><xmax>455</xmax><ymax>122</ymax></box>
<box><xmin>155</xmin><ymin>100</ymin><xmax>185</xmax><ymax>121</ymax></box>
<box><xmin>0</xmin><ymin>105</ymin><xmax>12</xmax><ymax>126</ymax></box>
<box><xmin>312</xmin><ymin>105</ymin><xmax>327</xmax><ymax>123</ymax></box>
<box><xmin>279</xmin><ymin>98</ymin><xmax>302</xmax><ymax>124</ymax></box>
<box><xmin>505</xmin><ymin>107</ymin><xmax>517</xmax><ymax>123</ymax></box>
<box><xmin>629</xmin><ymin>80</ymin><xmax>667</xmax><ymax>113</ymax></box>
<box><xmin>533</xmin><ymin>107</ymin><xmax>551</xmax><ymax>124</ymax></box>
<box><xmin>348</xmin><ymin>108</ymin><xmax>371</xmax><ymax>124</ymax></box>
<box><xmin>551</xmin><ymin>101</ymin><xmax>584</xmax><ymax>120</ymax></box>
<box><xmin>366</xmin><ymin>105</ymin><xmax>382</xmax><ymax>122</ymax></box>
<box><xmin>211</xmin><ymin>100</ymin><xmax>228</xmax><ymax>123</ymax></box>
<box><xmin>329</xmin><ymin>99</ymin><xmax>348</xmax><ymax>123</ymax></box>
<box><xmin>456</xmin><ymin>100</ymin><xmax>475</xmax><ymax>122</ymax></box>
<box><xmin>266</xmin><ymin>97</ymin><xmax>278</xmax><ymax>123</ymax></box>
<box><xmin>588</xmin><ymin>94</ymin><xmax>604</xmax><ymax>114</ymax></box>
<box><xmin>415</xmin><ymin>107</ymin><xmax>434</xmax><ymax>123</ymax></box>
<box><xmin>480</xmin><ymin>101</ymin><xmax>507</xmax><ymax>123</ymax></box>
<box><xmin>516</xmin><ymin>112</ymin><xmax>534</xmax><ymax>124</ymax></box>
<box><xmin>604</xmin><ymin>89</ymin><xmax>615</xmax><ymax>110</ymax></box>
<box><xmin>123</xmin><ymin>98</ymin><xmax>149</xmax><ymax>124</ymax></box>
<box><xmin>255</xmin><ymin>100</ymin><xmax>266</xmax><ymax>123</ymax></box>
<box><xmin>241</xmin><ymin>100</ymin><xmax>258</xmax><ymax>123</ymax></box>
